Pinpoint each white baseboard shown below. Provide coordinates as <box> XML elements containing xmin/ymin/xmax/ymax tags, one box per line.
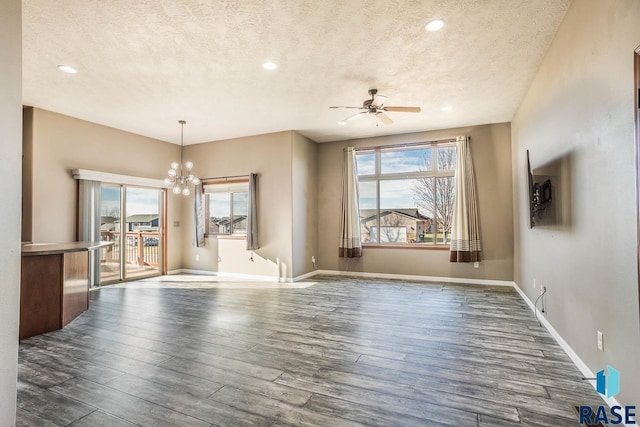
<box><xmin>512</xmin><ymin>282</ymin><xmax>624</xmax><ymax>413</ymax></box>
<box><xmin>313</xmin><ymin>269</ymin><xmax>515</xmax><ymax>287</ymax></box>
<box><xmin>293</xmin><ymin>270</ymin><xmax>319</xmax><ymax>282</ymax></box>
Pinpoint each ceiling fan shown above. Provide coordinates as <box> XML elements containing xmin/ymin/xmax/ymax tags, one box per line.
<box><xmin>330</xmin><ymin>89</ymin><xmax>421</xmax><ymax>125</ymax></box>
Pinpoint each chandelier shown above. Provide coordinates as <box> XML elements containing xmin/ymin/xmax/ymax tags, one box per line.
<box><xmin>164</xmin><ymin>120</ymin><xmax>200</xmax><ymax>195</ymax></box>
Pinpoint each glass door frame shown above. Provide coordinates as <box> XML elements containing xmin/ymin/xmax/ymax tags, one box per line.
<box><xmin>99</xmin><ymin>183</ymin><xmax>166</xmax><ymax>285</ymax></box>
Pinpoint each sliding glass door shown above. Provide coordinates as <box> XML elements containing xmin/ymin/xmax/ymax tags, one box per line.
<box><xmin>124</xmin><ymin>187</ymin><xmax>162</xmax><ymax>279</ymax></box>
<box><xmin>99</xmin><ymin>185</ymin><xmax>122</xmax><ymax>283</ymax></box>
<box><xmin>99</xmin><ymin>184</ymin><xmax>164</xmax><ymax>284</ymax></box>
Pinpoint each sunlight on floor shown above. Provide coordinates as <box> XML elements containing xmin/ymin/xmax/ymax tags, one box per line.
<box><xmin>106</xmin><ymin>274</ymin><xmax>317</xmax><ymax>289</ymax></box>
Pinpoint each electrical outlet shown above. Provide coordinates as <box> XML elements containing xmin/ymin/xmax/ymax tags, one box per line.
<box><xmin>597</xmin><ymin>331</ymin><xmax>604</xmax><ymax>351</ymax></box>
<box><xmin>196</xmin><ymin>254</ymin><xmax>199</xmax><ymax>261</ymax></box>
<box><xmin>311</xmin><ymin>256</ymin><xmax>316</xmax><ymax>263</ymax></box>
<box><xmin>473</xmin><ymin>261</ymin><xmax>479</xmax><ymax>268</ymax></box>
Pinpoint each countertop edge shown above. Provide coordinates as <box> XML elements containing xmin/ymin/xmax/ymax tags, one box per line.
<box><xmin>21</xmin><ymin>241</ymin><xmax>114</xmax><ymax>256</ymax></box>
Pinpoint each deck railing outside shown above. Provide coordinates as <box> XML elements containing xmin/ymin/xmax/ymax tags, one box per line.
<box><xmin>100</xmin><ymin>231</ymin><xmax>159</xmax><ymax>267</ymax></box>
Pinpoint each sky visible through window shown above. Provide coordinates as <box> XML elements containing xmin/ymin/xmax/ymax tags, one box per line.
<box><xmin>381</xmin><ymin>148</ymin><xmax>431</xmax><ymax>174</ymax></box>
<box><xmin>101</xmin><ymin>186</ymin><xmax>159</xmax><ymax>217</ymax></box>
<box><xmin>208</xmin><ymin>192</ymin><xmax>248</xmax><ymax>217</ymax></box>
<box><xmin>359</xmin><ymin>180</ymin><xmax>423</xmax><ymax>211</ymax></box>
<box><xmin>357</xmin><ymin>149</ymin><xmax>433</xmax><ymax>212</ymax></box>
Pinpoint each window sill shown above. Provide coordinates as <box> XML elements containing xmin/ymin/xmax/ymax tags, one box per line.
<box><xmin>362</xmin><ymin>244</ymin><xmax>450</xmax><ymax>251</ymax></box>
<box><xmin>205</xmin><ymin>235</ymin><xmax>246</xmax><ymax>240</ymax></box>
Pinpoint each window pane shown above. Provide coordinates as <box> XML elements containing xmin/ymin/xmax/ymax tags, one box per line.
<box><xmin>359</xmin><ymin>181</ymin><xmax>377</xmax><ymax>243</ymax></box>
<box><xmin>356</xmin><ymin>152</ymin><xmax>375</xmax><ymax>175</ymax></box>
<box><xmin>232</xmin><ymin>192</ymin><xmax>248</xmax><ymax>234</ymax></box>
<box><xmin>413</xmin><ymin>177</ymin><xmax>435</xmax><ymax>244</ymax></box>
<box><xmin>356</xmin><ymin>142</ymin><xmax>455</xmax><ymax>246</ymax></box>
<box><xmin>435</xmin><ymin>176</ymin><xmax>455</xmax><ymax>244</ymax></box>
<box><xmin>381</xmin><ymin>147</ymin><xmax>431</xmax><ymax>174</ymax></box>
<box><xmin>208</xmin><ymin>193</ymin><xmax>231</xmax><ymax>234</ymax></box>
<box><xmin>379</xmin><ymin>179</ymin><xmax>432</xmax><ymax>244</ymax></box>
<box><xmin>437</xmin><ymin>145</ymin><xmax>457</xmax><ymax>171</ymax></box>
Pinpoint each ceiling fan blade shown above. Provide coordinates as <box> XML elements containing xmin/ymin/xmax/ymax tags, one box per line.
<box><xmin>384</xmin><ymin>106</ymin><xmax>421</xmax><ymax>113</ymax></box>
<box><xmin>376</xmin><ymin>112</ymin><xmax>393</xmax><ymax>125</ymax></box>
<box><xmin>372</xmin><ymin>94</ymin><xmax>388</xmax><ymax>107</ymax></box>
<box><xmin>339</xmin><ymin>112</ymin><xmax>367</xmax><ymax>124</ymax></box>
<box><xmin>330</xmin><ymin>106</ymin><xmax>362</xmax><ymax>109</ymax></box>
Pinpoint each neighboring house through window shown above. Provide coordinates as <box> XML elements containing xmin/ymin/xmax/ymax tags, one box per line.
<box><xmin>203</xmin><ymin>180</ymin><xmax>249</xmax><ymax>236</ymax></box>
<box><xmin>356</xmin><ymin>140</ymin><xmax>456</xmax><ymax>246</ymax></box>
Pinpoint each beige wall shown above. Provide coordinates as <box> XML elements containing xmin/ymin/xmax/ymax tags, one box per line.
<box><xmin>511</xmin><ymin>0</ymin><xmax>640</xmax><ymax>406</ymax></box>
<box><xmin>25</xmin><ymin>108</ymin><xmax>183</xmax><ymax>271</ymax></box>
<box><xmin>317</xmin><ymin>123</ymin><xmax>514</xmax><ymax>281</ymax></box>
<box><xmin>292</xmin><ymin>132</ymin><xmax>318</xmax><ymax>278</ymax></box>
<box><xmin>0</xmin><ymin>0</ymin><xmax>21</xmax><ymax>423</ymax></box>
<box><xmin>181</xmin><ymin>131</ymin><xmax>294</xmax><ymax>279</ymax></box>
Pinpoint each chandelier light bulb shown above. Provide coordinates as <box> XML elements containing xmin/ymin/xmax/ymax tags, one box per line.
<box><xmin>168</xmin><ymin>169</ymin><xmax>177</xmax><ymax>177</ymax></box>
<box><xmin>163</xmin><ymin>178</ymin><xmax>172</xmax><ymax>185</ymax></box>
<box><xmin>182</xmin><ymin>187</ymin><xmax>191</xmax><ymax>196</ymax></box>
<box><xmin>192</xmin><ymin>177</ymin><xmax>201</xmax><ymax>185</ymax></box>
<box><xmin>172</xmin><ymin>185</ymin><xmax>181</xmax><ymax>194</ymax></box>
<box><xmin>170</xmin><ymin>162</ymin><xmax>179</xmax><ymax>170</ymax></box>
<box><xmin>185</xmin><ymin>161</ymin><xmax>193</xmax><ymax>170</ymax></box>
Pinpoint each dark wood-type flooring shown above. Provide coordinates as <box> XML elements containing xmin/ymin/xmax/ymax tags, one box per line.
<box><xmin>16</xmin><ymin>275</ymin><xmax>604</xmax><ymax>426</ymax></box>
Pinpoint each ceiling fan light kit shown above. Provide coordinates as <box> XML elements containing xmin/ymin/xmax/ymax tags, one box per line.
<box><xmin>330</xmin><ymin>89</ymin><xmax>421</xmax><ymax>125</ymax></box>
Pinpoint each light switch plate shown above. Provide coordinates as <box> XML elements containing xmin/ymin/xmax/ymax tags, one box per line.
<box><xmin>597</xmin><ymin>331</ymin><xmax>604</xmax><ymax>351</ymax></box>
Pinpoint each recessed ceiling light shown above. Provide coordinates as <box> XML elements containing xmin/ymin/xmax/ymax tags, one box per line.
<box><xmin>57</xmin><ymin>65</ymin><xmax>78</xmax><ymax>74</ymax></box>
<box><xmin>425</xmin><ymin>19</ymin><xmax>445</xmax><ymax>32</ymax></box>
<box><xmin>338</xmin><ymin>121</ymin><xmax>347</xmax><ymax>125</ymax></box>
<box><xmin>441</xmin><ymin>106</ymin><xmax>453</xmax><ymax>112</ymax></box>
<box><xmin>262</xmin><ymin>61</ymin><xmax>277</xmax><ymax>70</ymax></box>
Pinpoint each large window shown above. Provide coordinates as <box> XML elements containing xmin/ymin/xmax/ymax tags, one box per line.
<box><xmin>356</xmin><ymin>141</ymin><xmax>456</xmax><ymax>246</ymax></box>
<box><xmin>204</xmin><ymin>181</ymin><xmax>249</xmax><ymax>236</ymax></box>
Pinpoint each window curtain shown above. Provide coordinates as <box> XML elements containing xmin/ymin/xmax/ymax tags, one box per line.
<box><xmin>77</xmin><ymin>179</ymin><xmax>101</xmax><ymax>286</ymax></box>
<box><xmin>339</xmin><ymin>147</ymin><xmax>362</xmax><ymax>257</ymax></box>
<box><xmin>450</xmin><ymin>136</ymin><xmax>481</xmax><ymax>262</ymax></box>
<box><xmin>246</xmin><ymin>173</ymin><xmax>259</xmax><ymax>250</ymax></box>
<box><xmin>193</xmin><ymin>183</ymin><xmax>205</xmax><ymax>247</ymax></box>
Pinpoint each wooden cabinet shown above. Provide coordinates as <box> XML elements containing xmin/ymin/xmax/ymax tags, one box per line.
<box><xmin>20</xmin><ymin>254</ymin><xmax>64</xmax><ymax>339</ymax></box>
<box><xmin>19</xmin><ymin>242</ymin><xmax>110</xmax><ymax>340</ymax></box>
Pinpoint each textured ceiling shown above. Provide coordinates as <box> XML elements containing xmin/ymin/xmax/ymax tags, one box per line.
<box><xmin>22</xmin><ymin>0</ymin><xmax>571</xmax><ymax>145</ymax></box>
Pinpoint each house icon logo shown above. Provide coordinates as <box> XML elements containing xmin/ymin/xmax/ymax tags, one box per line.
<box><xmin>596</xmin><ymin>365</ymin><xmax>620</xmax><ymax>399</ymax></box>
